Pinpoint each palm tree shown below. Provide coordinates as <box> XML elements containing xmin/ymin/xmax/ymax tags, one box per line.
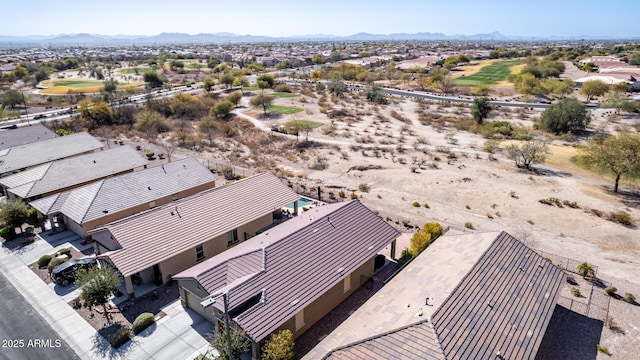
<box><xmin>577</xmin><ymin>262</ymin><xmax>595</xmax><ymax>279</ymax></box>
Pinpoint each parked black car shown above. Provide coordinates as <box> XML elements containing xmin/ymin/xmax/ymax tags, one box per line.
<box><xmin>51</xmin><ymin>257</ymin><xmax>97</xmax><ymax>286</ymax></box>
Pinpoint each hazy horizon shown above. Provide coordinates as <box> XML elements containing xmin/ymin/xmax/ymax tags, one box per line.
<box><xmin>2</xmin><ymin>0</ymin><xmax>638</xmax><ymax>38</ymax></box>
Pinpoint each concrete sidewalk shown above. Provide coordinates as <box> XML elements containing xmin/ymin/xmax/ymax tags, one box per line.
<box><xmin>0</xmin><ymin>239</ymin><xmax>214</xmax><ymax>360</ymax></box>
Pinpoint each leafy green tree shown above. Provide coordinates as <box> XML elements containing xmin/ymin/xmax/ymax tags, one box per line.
<box><xmin>198</xmin><ymin>117</ymin><xmax>218</xmax><ymax>145</ymax></box>
<box><xmin>135</xmin><ymin>109</ymin><xmax>170</xmax><ymax>138</ymax></box>
<box><xmin>312</xmin><ymin>54</ymin><xmax>325</xmax><ymax>64</ymax></box>
<box><xmin>262</xmin><ymin>330</ymin><xmax>295</xmax><ymax>360</ymax></box>
<box><xmin>219</xmin><ymin>73</ymin><xmax>236</xmax><ymax>89</ymax></box>
<box><xmin>285</xmin><ymin>119</ymin><xmax>302</xmax><ymax>142</ymax></box>
<box><xmin>539</xmin><ymin>97</ymin><xmax>590</xmax><ymax>134</ymax></box>
<box><xmin>327</xmin><ymin>77</ymin><xmax>347</xmax><ymax>97</ymax></box>
<box><xmin>143</xmin><ymin>71</ymin><xmax>165</xmax><ymax>89</ymax></box>
<box><xmin>78</xmin><ymin>100</ymin><xmax>113</xmax><ymax>129</ymax></box>
<box><xmin>202</xmin><ymin>78</ymin><xmax>216</xmax><ymax>93</ymax></box>
<box><xmin>471</xmin><ymin>97</ymin><xmax>492</xmax><ymax>124</ymax></box>
<box><xmin>35</xmin><ymin>68</ymin><xmax>49</xmax><ymax>83</ymax></box>
<box><xmin>210</xmin><ymin>323</ymin><xmax>250</xmax><ymax>360</ymax></box>
<box><xmin>409</xmin><ymin>222</ymin><xmax>443</xmax><ymax>256</ymax></box>
<box><xmin>472</xmin><ymin>85</ymin><xmax>491</xmax><ymax>96</ymax></box>
<box><xmin>75</xmin><ymin>264</ymin><xmax>121</xmax><ymax>323</ymax></box>
<box><xmin>169</xmin><ymin>60</ymin><xmax>184</xmax><ymax>71</ymax></box>
<box><xmin>611</xmin><ymin>82</ymin><xmax>630</xmax><ymax>93</ymax></box>
<box><xmin>365</xmin><ymin>84</ymin><xmax>386</xmax><ymax>104</ymax></box>
<box><xmin>233</xmin><ymin>76</ymin><xmax>249</xmax><ymax>89</ymax></box>
<box><xmin>504</xmin><ymin>141</ymin><xmax>549</xmax><ymax>170</ymax></box>
<box><xmin>256</xmin><ymin>74</ymin><xmax>275</xmax><ymax>88</ymax></box>
<box><xmin>0</xmin><ymin>200</ymin><xmax>29</xmax><ymax>233</ymax></box>
<box><xmin>584</xmin><ymin>132</ymin><xmax>640</xmax><ymax>193</ymax></box>
<box><xmin>579</xmin><ymin>79</ymin><xmax>609</xmax><ymax>103</ymax></box>
<box><xmin>250</xmin><ymin>92</ymin><xmax>275</xmax><ymax>115</ymax></box>
<box><xmin>1</xmin><ymin>90</ymin><xmax>23</xmax><ymax>109</ymax></box>
<box><xmin>226</xmin><ymin>91</ymin><xmax>242</xmax><ymax>107</ymax></box>
<box><xmin>213</xmin><ymin>101</ymin><xmax>234</xmax><ymax>117</ymax></box>
<box><xmin>545</xmin><ymin>79</ymin><xmax>575</xmax><ymax>98</ymax></box>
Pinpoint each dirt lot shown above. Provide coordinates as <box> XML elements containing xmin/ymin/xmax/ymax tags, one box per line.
<box><xmin>92</xmin><ymin>81</ymin><xmax>640</xmax><ymax>357</ymax></box>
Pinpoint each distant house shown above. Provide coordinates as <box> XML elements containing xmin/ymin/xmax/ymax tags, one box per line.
<box><xmin>29</xmin><ymin>158</ymin><xmax>216</xmax><ymax>239</ymax></box>
<box><xmin>306</xmin><ymin>231</ymin><xmax>566</xmax><ymax>360</ymax></box>
<box><xmin>0</xmin><ymin>146</ymin><xmax>147</xmax><ymax>202</ymax></box>
<box><xmin>174</xmin><ymin>200</ymin><xmax>400</xmax><ymax>359</ymax></box>
<box><xmin>0</xmin><ymin>124</ymin><xmax>57</xmax><ymax>151</ymax></box>
<box><xmin>0</xmin><ymin>132</ymin><xmax>104</xmax><ymax>178</ymax></box>
<box><xmin>91</xmin><ymin>173</ymin><xmax>300</xmax><ymax>298</ymax></box>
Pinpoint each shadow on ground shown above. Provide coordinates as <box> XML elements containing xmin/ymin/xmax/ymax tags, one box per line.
<box><xmin>535</xmin><ymin>305</ymin><xmax>603</xmax><ymax>360</ymax></box>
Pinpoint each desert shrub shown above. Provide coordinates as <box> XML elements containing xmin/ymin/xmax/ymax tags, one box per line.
<box><xmin>109</xmin><ymin>327</ymin><xmax>131</xmax><ymax>348</ymax></box>
<box><xmin>132</xmin><ymin>312</ymin><xmax>155</xmax><ymax>334</ymax></box>
<box><xmin>47</xmin><ymin>257</ymin><xmax>68</xmax><ymax>273</ymax></box>
<box><xmin>604</xmin><ymin>286</ymin><xmax>617</xmax><ymax>296</ymax></box>
<box><xmin>596</xmin><ymin>344</ymin><xmax>609</xmax><ymax>354</ymax></box>
<box><xmin>412</xmin><ymin>201</ymin><xmax>420</xmax><ymax>207</ymax></box>
<box><xmin>26</xmin><ymin>207</ymin><xmax>39</xmax><ymax>223</ymax></box>
<box><xmin>145</xmin><ymin>151</ymin><xmax>155</xmax><ymax>159</ymax></box>
<box><xmin>423</xmin><ymin>203</ymin><xmax>429</xmax><ymax>208</ymax></box>
<box><xmin>358</xmin><ymin>183</ymin><xmax>370</xmax><ymax>192</ymax></box>
<box><xmin>464</xmin><ymin>222</ymin><xmax>474</xmax><ymax>229</ymax></box>
<box><xmin>0</xmin><ymin>226</ymin><xmax>17</xmax><ymax>241</ymax></box>
<box><xmin>58</xmin><ymin>248</ymin><xmax>72</xmax><ymax>257</ymax></box>
<box><xmin>609</xmin><ymin>211</ymin><xmax>633</xmax><ymax>226</ymax></box>
<box><xmin>350</xmin><ymin>192</ymin><xmax>358</xmax><ymax>200</ymax></box>
<box><xmin>338</xmin><ymin>190</ymin><xmax>346</xmax><ymax>198</ymax></box>
<box><xmin>571</xmin><ymin>287</ymin><xmax>581</xmax><ymax>297</ymax></box>
<box><xmin>465</xmin><ymin>204</ymin><xmax>471</xmax><ymax>209</ymax></box>
<box><xmin>483</xmin><ymin>140</ymin><xmax>500</xmax><ymax>153</ymax></box>
<box><xmin>220</xmin><ymin>167</ymin><xmax>235</xmax><ymax>180</ymax></box>
<box><xmin>262</xmin><ymin>329</ymin><xmax>295</xmax><ymax>360</ymax></box>
<box><xmin>273</xmin><ymin>83</ymin><xmax>292</xmax><ymax>93</ymax></box>
<box><xmin>38</xmin><ymin>254</ymin><xmax>52</xmax><ymax>268</ymax></box>
<box><xmin>623</xmin><ymin>293</ymin><xmax>636</xmax><ymax>304</ymax></box>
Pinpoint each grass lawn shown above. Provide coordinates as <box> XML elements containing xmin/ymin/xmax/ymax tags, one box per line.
<box><xmin>272</xmin><ymin>92</ymin><xmax>299</xmax><ymax>98</ymax></box>
<box><xmin>242</xmin><ymin>87</ymin><xmax>260</xmax><ymax>91</ymax></box>
<box><xmin>46</xmin><ymin>79</ymin><xmax>104</xmax><ymax>88</ymax></box>
<box><xmin>287</xmin><ymin>119</ymin><xmax>322</xmax><ymax>128</ymax></box>
<box><xmin>118</xmin><ymin>67</ymin><xmax>153</xmax><ymax>74</ymax></box>
<box><xmin>40</xmin><ymin>79</ymin><xmax>143</xmax><ymax>94</ymax></box>
<box><xmin>268</xmin><ymin>105</ymin><xmax>304</xmax><ymax>114</ymax></box>
<box><xmin>454</xmin><ymin>59</ymin><xmax>522</xmax><ymax>86</ymax></box>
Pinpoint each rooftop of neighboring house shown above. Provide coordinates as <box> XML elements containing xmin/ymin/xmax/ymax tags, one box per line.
<box><xmin>0</xmin><ymin>132</ymin><xmax>104</xmax><ymax>175</ymax></box>
<box><xmin>174</xmin><ymin>200</ymin><xmax>401</xmax><ymax>343</ymax></box>
<box><xmin>306</xmin><ymin>231</ymin><xmax>566</xmax><ymax>360</ymax></box>
<box><xmin>0</xmin><ymin>145</ymin><xmax>147</xmax><ymax>199</ymax></box>
<box><xmin>96</xmin><ymin>172</ymin><xmax>300</xmax><ymax>277</ymax></box>
<box><xmin>29</xmin><ymin>157</ymin><xmax>216</xmax><ymax>224</ymax></box>
<box><xmin>0</xmin><ymin>124</ymin><xmax>57</xmax><ymax>151</ymax></box>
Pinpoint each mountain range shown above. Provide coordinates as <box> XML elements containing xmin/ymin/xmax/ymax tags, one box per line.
<box><xmin>0</xmin><ymin>31</ymin><xmax>635</xmax><ymax>46</ymax></box>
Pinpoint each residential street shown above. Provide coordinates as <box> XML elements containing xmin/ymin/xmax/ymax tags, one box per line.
<box><xmin>0</xmin><ymin>272</ymin><xmax>79</xmax><ymax>360</ymax></box>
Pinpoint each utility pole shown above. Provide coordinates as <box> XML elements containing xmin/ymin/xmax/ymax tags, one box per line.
<box><xmin>21</xmin><ymin>91</ymin><xmax>30</xmax><ymax>125</ymax></box>
<box><xmin>223</xmin><ymin>292</ymin><xmax>233</xmax><ymax>360</ymax></box>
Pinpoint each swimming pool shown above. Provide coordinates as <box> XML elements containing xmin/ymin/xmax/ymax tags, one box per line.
<box><xmin>284</xmin><ymin>198</ymin><xmax>315</xmax><ymax>209</ymax></box>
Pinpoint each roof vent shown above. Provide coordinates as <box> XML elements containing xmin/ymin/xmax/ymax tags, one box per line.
<box><xmin>337</xmin><ymin>267</ymin><xmax>344</xmax><ymax>273</ymax></box>
<box><xmin>290</xmin><ymin>299</ymin><xmax>299</xmax><ymax>306</ymax></box>
<box><xmin>93</xmin><ymin>160</ymin><xmax>96</xmax><ymax>164</ymax></box>
<box><xmin>148</xmin><ymin>186</ymin><xmax>151</xmax><ymax>190</ymax></box>
<box><xmin>102</xmin><ymin>210</ymin><xmax>108</xmax><ymax>214</ymax></box>
<box><xmin>487</xmin><ymin>302</ymin><xmax>495</xmax><ymax>309</ymax></box>
<box><xmin>519</xmin><ymin>266</ymin><xmax>525</xmax><ymax>272</ymax></box>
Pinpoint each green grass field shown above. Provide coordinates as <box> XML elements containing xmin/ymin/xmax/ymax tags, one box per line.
<box><xmin>118</xmin><ymin>67</ymin><xmax>153</xmax><ymax>74</ymax></box>
<box><xmin>48</xmin><ymin>80</ymin><xmax>105</xmax><ymax>88</ymax></box>
<box><xmin>288</xmin><ymin>120</ymin><xmax>322</xmax><ymax>128</ymax></box>
<box><xmin>242</xmin><ymin>87</ymin><xmax>260</xmax><ymax>91</ymax></box>
<box><xmin>272</xmin><ymin>92</ymin><xmax>299</xmax><ymax>98</ymax></box>
<box><xmin>454</xmin><ymin>59</ymin><xmax>522</xmax><ymax>86</ymax></box>
<box><xmin>268</xmin><ymin>105</ymin><xmax>304</xmax><ymax>114</ymax></box>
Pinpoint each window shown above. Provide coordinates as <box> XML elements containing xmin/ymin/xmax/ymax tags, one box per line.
<box><xmin>343</xmin><ymin>274</ymin><xmax>351</xmax><ymax>293</ymax></box>
<box><xmin>172</xmin><ymin>194</ymin><xmax>179</xmax><ymax>201</ymax></box>
<box><xmin>149</xmin><ymin>201</ymin><xmax>156</xmax><ymax>209</ymax></box>
<box><xmin>295</xmin><ymin>309</ymin><xmax>305</xmax><ymax>331</ymax></box>
<box><xmin>195</xmin><ymin>244</ymin><xmax>204</xmax><ymax>261</ymax></box>
<box><xmin>227</xmin><ymin>229</ymin><xmax>238</xmax><ymax>245</ymax></box>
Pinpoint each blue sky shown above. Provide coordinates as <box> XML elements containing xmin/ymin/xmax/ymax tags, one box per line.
<box><xmin>2</xmin><ymin>0</ymin><xmax>638</xmax><ymax>37</ymax></box>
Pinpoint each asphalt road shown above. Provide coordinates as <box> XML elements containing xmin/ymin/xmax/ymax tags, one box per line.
<box><xmin>0</xmin><ymin>272</ymin><xmax>79</xmax><ymax>360</ymax></box>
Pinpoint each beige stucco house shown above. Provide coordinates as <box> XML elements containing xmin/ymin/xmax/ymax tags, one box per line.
<box><xmin>174</xmin><ymin>200</ymin><xmax>400</xmax><ymax>359</ymax></box>
<box><xmin>91</xmin><ymin>172</ymin><xmax>300</xmax><ymax>298</ymax></box>
<box><xmin>29</xmin><ymin>157</ymin><xmax>217</xmax><ymax>240</ymax></box>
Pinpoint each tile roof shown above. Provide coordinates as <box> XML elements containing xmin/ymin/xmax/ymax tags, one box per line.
<box><xmin>29</xmin><ymin>157</ymin><xmax>216</xmax><ymax>224</ymax></box>
<box><xmin>174</xmin><ymin>200</ymin><xmax>401</xmax><ymax>343</ymax></box>
<box><xmin>0</xmin><ymin>132</ymin><xmax>104</xmax><ymax>174</ymax></box>
<box><xmin>0</xmin><ymin>146</ymin><xmax>147</xmax><ymax>199</ymax></box>
<box><xmin>311</xmin><ymin>231</ymin><xmax>565</xmax><ymax>360</ymax></box>
<box><xmin>0</xmin><ymin>124</ymin><xmax>57</xmax><ymax>151</ymax></box>
<box><xmin>97</xmin><ymin>172</ymin><xmax>300</xmax><ymax>278</ymax></box>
